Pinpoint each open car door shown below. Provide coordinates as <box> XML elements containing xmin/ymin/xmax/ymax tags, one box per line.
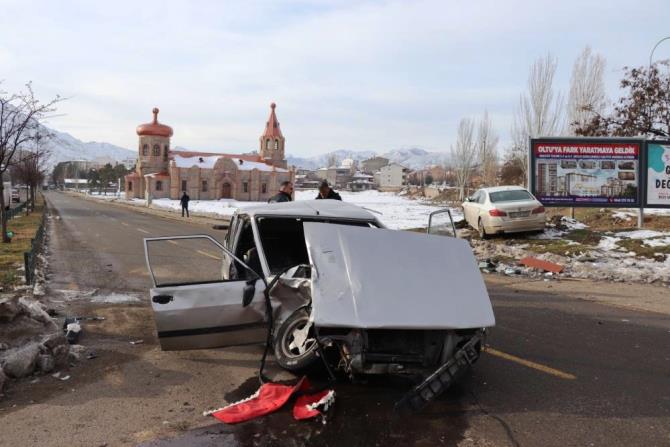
<box><xmin>427</xmin><ymin>208</ymin><xmax>458</xmax><ymax>238</ymax></box>
<box><xmin>143</xmin><ymin>235</ymin><xmax>267</xmax><ymax>351</ymax></box>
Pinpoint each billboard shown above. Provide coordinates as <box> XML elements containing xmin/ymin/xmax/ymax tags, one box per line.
<box><xmin>645</xmin><ymin>142</ymin><xmax>670</xmax><ymax>208</ymax></box>
<box><xmin>530</xmin><ymin>139</ymin><xmax>642</xmax><ymax>207</ymax></box>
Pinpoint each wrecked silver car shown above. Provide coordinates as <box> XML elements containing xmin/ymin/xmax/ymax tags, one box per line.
<box><xmin>143</xmin><ymin>200</ymin><xmax>495</xmax><ymax>410</ymax></box>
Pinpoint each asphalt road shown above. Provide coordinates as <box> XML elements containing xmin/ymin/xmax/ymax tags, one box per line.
<box><xmin>17</xmin><ymin>192</ymin><xmax>670</xmax><ymax>446</ymax></box>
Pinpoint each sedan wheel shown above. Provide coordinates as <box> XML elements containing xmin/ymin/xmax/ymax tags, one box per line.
<box><xmin>478</xmin><ymin>219</ymin><xmax>489</xmax><ymax>239</ymax></box>
<box><xmin>273</xmin><ymin>308</ymin><xmax>320</xmax><ymax>372</ymax></box>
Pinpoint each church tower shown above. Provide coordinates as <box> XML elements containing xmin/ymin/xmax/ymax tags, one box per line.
<box><xmin>259</xmin><ymin>102</ymin><xmax>286</xmax><ymax>169</ymax></box>
<box><xmin>136</xmin><ymin>107</ymin><xmax>173</xmax><ymax>177</ymax></box>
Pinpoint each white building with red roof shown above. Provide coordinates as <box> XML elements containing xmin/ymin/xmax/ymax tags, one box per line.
<box><xmin>125</xmin><ymin>103</ymin><xmax>294</xmax><ymax>201</ymax></box>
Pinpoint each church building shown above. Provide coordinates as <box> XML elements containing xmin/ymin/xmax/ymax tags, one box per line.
<box><xmin>125</xmin><ymin>103</ymin><xmax>293</xmax><ymax>201</ymax></box>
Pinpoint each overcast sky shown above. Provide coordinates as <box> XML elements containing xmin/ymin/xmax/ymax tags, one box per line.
<box><xmin>1</xmin><ymin>0</ymin><xmax>669</xmax><ymax>157</ymax></box>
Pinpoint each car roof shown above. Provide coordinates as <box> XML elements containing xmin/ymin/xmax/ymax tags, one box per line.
<box><xmin>238</xmin><ymin>199</ymin><xmax>380</xmax><ymax>221</ymax></box>
<box><xmin>479</xmin><ymin>185</ymin><xmax>530</xmax><ymax>194</ymax></box>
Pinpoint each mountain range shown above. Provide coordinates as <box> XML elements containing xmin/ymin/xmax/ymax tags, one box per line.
<box><xmin>286</xmin><ymin>148</ymin><xmax>451</xmax><ymax>170</ymax></box>
<box><xmin>29</xmin><ymin>121</ymin><xmax>450</xmax><ymax>171</ymax></box>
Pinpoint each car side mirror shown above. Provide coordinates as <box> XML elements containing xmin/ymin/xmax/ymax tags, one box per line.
<box><xmin>464</xmin><ymin>197</ymin><xmax>471</xmax><ymax>202</ymax></box>
<box><xmin>242</xmin><ymin>280</ymin><xmax>256</xmax><ymax>307</ymax></box>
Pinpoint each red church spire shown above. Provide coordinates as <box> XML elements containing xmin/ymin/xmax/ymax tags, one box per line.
<box><xmin>262</xmin><ymin>102</ymin><xmax>283</xmax><ymax>138</ymax></box>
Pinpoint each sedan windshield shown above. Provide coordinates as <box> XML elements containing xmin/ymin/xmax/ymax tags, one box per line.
<box><xmin>489</xmin><ymin>190</ymin><xmax>533</xmax><ymax>203</ymax></box>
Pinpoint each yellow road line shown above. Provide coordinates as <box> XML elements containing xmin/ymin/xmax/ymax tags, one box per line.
<box><xmin>136</xmin><ymin>228</ymin><xmax>150</xmax><ymax>234</ymax></box>
<box><xmin>485</xmin><ymin>347</ymin><xmax>576</xmax><ymax>380</ymax></box>
<box><xmin>197</xmin><ymin>249</ymin><xmax>222</xmax><ymax>260</ymax></box>
<box><xmin>168</xmin><ymin>240</ymin><xmax>178</xmax><ymax>245</ymax></box>
<box><xmin>121</xmin><ymin>222</ymin><xmax>129</xmax><ymax>226</ymax></box>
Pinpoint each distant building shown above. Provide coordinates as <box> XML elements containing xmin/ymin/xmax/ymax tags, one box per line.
<box><xmin>378</xmin><ymin>163</ymin><xmax>408</xmax><ymax>190</ymax></box>
<box><xmin>125</xmin><ymin>104</ymin><xmax>294</xmax><ymax>201</ymax></box>
<box><xmin>348</xmin><ymin>171</ymin><xmax>375</xmax><ymax>191</ymax></box>
<box><xmin>361</xmin><ymin>156</ymin><xmax>389</xmax><ymax>174</ymax></box>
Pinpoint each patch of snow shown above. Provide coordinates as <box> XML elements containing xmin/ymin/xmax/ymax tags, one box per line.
<box><xmin>598</xmin><ymin>236</ymin><xmax>621</xmax><ymax>251</ymax></box>
<box><xmin>611</xmin><ymin>211</ymin><xmax>634</xmax><ymax>221</ymax></box>
<box><xmin>644</xmin><ymin>237</ymin><xmax>670</xmax><ymax>248</ymax></box>
<box><xmin>560</xmin><ymin>217</ymin><xmax>588</xmax><ymax>230</ymax></box>
<box><xmin>148</xmin><ymin>190</ymin><xmax>461</xmax><ymax>230</ymax></box>
<box><xmin>616</xmin><ymin>230</ymin><xmax>666</xmax><ymax>239</ymax></box>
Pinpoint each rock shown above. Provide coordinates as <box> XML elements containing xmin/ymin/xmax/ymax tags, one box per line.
<box><xmin>0</xmin><ymin>297</ymin><xmax>20</xmax><ymax>322</ymax></box>
<box><xmin>0</xmin><ymin>343</ymin><xmax>9</xmax><ymax>351</ymax></box>
<box><xmin>42</xmin><ymin>332</ymin><xmax>67</xmax><ymax>351</ymax></box>
<box><xmin>0</xmin><ymin>367</ymin><xmax>6</xmax><ymax>393</ymax></box>
<box><xmin>52</xmin><ymin>345</ymin><xmax>70</xmax><ymax>366</ymax></box>
<box><xmin>37</xmin><ymin>354</ymin><xmax>55</xmax><ymax>373</ymax></box>
<box><xmin>0</xmin><ymin>343</ymin><xmax>40</xmax><ymax>378</ymax></box>
<box><xmin>68</xmin><ymin>344</ymin><xmax>86</xmax><ymax>363</ymax></box>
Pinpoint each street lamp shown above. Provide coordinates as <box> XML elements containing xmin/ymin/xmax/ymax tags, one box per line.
<box><xmin>649</xmin><ymin>36</ymin><xmax>670</xmax><ymax>68</ymax></box>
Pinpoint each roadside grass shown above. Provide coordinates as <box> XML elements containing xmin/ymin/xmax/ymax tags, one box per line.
<box><xmin>0</xmin><ymin>196</ymin><xmax>45</xmax><ymax>289</ymax></box>
<box><xmin>615</xmin><ymin>238</ymin><xmax>670</xmax><ymax>261</ymax></box>
<box><xmin>547</xmin><ymin>207</ymin><xmax>670</xmax><ymax>232</ymax></box>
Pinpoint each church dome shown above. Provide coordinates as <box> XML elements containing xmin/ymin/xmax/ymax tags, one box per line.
<box><xmin>136</xmin><ymin>107</ymin><xmax>173</xmax><ymax>137</ymax></box>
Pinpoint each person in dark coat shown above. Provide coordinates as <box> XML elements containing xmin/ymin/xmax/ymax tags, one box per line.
<box><xmin>268</xmin><ymin>181</ymin><xmax>294</xmax><ymax>203</ymax></box>
<box><xmin>180</xmin><ymin>191</ymin><xmax>190</xmax><ymax>217</ymax></box>
<box><xmin>316</xmin><ymin>181</ymin><xmax>342</xmax><ymax>200</ymax></box>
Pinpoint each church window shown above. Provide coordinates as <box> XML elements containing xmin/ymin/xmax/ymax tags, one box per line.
<box><xmin>266</xmin><ymin>139</ymin><xmax>271</xmax><ymax>150</ymax></box>
<box><xmin>128</xmin><ymin>181</ymin><xmax>133</xmax><ymax>191</ymax></box>
<box><xmin>153</xmin><ymin>144</ymin><xmax>160</xmax><ymax>156</ymax></box>
<box><xmin>274</xmin><ymin>140</ymin><xmax>279</xmax><ymax>150</ymax></box>
<box><xmin>243</xmin><ymin>182</ymin><xmax>248</xmax><ymax>193</ymax></box>
<box><xmin>163</xmin><ymin>145</ymin><xmax>168</xmax><ymax>159</ymax></box>
<box><xmin>142</xmin><ymin>144</ymin><xmax>148</xmax><ymax>156</ymax></box>
<box><xmin>181</xmin><ymin>180</ymin><xmax>187</xmax><ymax>192</ymax></box>
<box><xmin>202</xmin><ymin>180</ymin><xmax>208</xmax><ymax>192</ymax></box>
<box><xmin>261</xmin><ymin>183</ymin><xmax>267</xmax><ymax>194</ymax></box>
<box><xmin>155</xmin><ymin>180</ymin><xmax>163</xmax><ymax>191</ymax></box>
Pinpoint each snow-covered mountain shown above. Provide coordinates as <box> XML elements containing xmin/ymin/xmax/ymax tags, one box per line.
<box><xmin>287</xmin><ymin>148</ymin><xmax>450</xmax><ymax>170</ymax></box>
<box><xmin>43</xmin><ymin>127</ymin><xmax>134</xmax><ymax>168</ymax></box>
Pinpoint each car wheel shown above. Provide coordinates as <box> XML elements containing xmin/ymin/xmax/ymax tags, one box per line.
<box><xmin>478</xmin><ymin>218</ymin><xmax>489</xmax><ymax>239</ymax></box>
<box><xmin>273</xmin><ymin>308</ymin><xmax>320</xmax><ymax>373</ymax></box>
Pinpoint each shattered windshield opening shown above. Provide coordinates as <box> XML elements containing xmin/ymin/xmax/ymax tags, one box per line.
<box><xmin>256</xmin><ymin>217</ymin><xmax>377</xmax><ymax>274</ymax></box>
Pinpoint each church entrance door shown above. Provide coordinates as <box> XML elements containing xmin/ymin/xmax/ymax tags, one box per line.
<box><xmin>222</xmin><ymin>183</ymin><xmax>232</xmax><ymax>199</ymax></box>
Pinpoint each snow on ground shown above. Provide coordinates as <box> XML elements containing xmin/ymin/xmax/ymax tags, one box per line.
<box><xmin>615</xmin><ymin>230</ymin><xmax>666</xmax><ymax>239</ymax></box>
<box><xmin>146</xmin><ymin>189</ymin><xmax>460</xmax><ymax>230</ymax></box>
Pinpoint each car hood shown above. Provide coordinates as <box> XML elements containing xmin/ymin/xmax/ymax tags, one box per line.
<box><xmin>303</xmin><ymin>222</ymin><xmax>495</xmax><ymax>330</ymax></box>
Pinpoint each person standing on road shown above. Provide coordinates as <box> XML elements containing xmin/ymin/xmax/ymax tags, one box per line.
<box><xmin>268</xmin><ymin>181</ymin><xmax>294</xmax><ymax>203</ymax></box>
<box><xmin>180</xmin><ymin>191</ymin><xmax>190</xmax><ymax>217</ymax></box>
<box><xmin>315</xmin><ymin>180</ymin><xmax>342</xmax><ymax>200</ymax></box>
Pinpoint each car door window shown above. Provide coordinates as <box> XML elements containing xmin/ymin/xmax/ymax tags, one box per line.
<box><xmin>477</xmin><ymin>191</ymin><xmax>487</xmax><ymax>204</ymax></box>
<box><xmin>145</xmin><ymin>235</ymin><xmax>251</xmax><ymax>287</ymax></box>
<box><xmin>427</xmin><ymin>209</ymin><xmax>457</xmax><ymax>238</ymax></box>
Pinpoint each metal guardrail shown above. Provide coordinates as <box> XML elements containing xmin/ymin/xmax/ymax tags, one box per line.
<box><xmin>23</xmin><ymin>211</ymin><xmax>46</xmax><ymax>285</ymax></box>
<box><xmin>5</xmin><ymin>202</ymin><xmax>27</xmax><ymax>220</ymax></box>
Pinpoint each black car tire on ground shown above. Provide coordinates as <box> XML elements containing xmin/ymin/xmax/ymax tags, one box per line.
<box><xmin>273</xmin><ymin>308</ymin><xmax>320</xmax><ymax>373</ymax></box>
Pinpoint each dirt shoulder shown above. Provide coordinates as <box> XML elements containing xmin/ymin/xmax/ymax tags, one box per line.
<box><xmin>63</xmin><ymin>191</ymin><xmax>230</xmax><ymax>229</ymax></box>
<box><xmin>485</xmin><ymin>274</ymin><xmax>670</xmax><ymax>316</ymax></box>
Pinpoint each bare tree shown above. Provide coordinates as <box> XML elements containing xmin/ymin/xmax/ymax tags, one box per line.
<box><xmin>11</xmin><ymin>133</ymin><xmax>51</xmax><ymax>211</ymax></box>
<box><xmin>0</xmin><ymin>82</ymin><xmax>61</xmax><ymax>243</ymax></box>
<box><xmin>509</xmin><ymin>53</ymin><xmax>564</xmax><ymax>186</ymax></box>
<box><xmin>567</xmin><ymin>46</ymin><xmax>607</xmax><ymax>134</ymax></box>
<box><xmin>476</xmin><ymin>110</ymin><xmax>499</xmax><ymax>186</ymax></box>
<box><xmin>450</xmin><ymin>118</ymin><xmax>477</xmax><ymax>201</ymax></box>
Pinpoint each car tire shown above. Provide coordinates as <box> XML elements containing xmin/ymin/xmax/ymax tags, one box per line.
<box><xmin>273</xmin><ymin>308</ymin><xmax>320</xmax><ymax>373</ymax></box>
<box><xmin>478</xmin><ymin>218</ymin><xmax>489</xmax><ymax>239</ymax></box>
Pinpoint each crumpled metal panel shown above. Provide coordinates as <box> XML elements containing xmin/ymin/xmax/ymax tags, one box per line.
<box><xmin>303</xmin><ymin>223</ymin><xmax>495</xmax><ymax>330</ymax></box>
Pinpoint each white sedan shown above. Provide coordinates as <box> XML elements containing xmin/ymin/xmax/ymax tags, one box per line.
<box><xmin>462</xmin><ymin>186</ymin><xmax>545</xmax><ymax>238</ymax></box>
